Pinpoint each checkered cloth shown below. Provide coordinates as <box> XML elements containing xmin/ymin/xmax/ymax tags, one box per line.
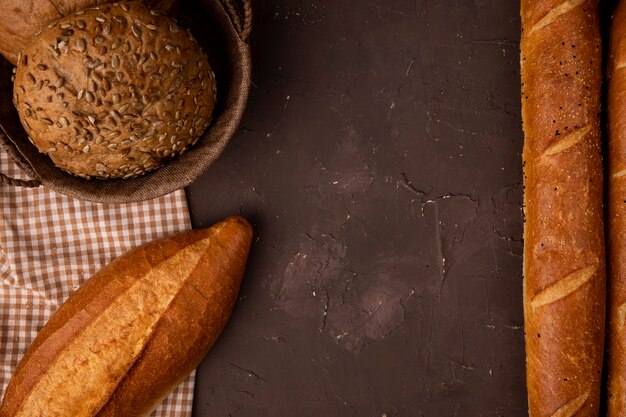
<box><xmin>0</xmin><ymin>149</ymin><xmax>195</xmax><ymax>416</ymax></box>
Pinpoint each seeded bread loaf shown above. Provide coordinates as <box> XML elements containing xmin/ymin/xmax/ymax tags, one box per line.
<box><xmin>12</xmin><ymin>1</ymin><xmax>216</xmax><ymax>179</ymax></box>
<box><xmin>520</xmin><ymin>0</ymin><xmax>605</xmax><ymax>416</ymax></box>
<box><xmin>0</xmin><ymin>216</ymin><xmax>253</xmax><ymax>417</ymax></box>
<box><xmin>0</xmin><ymin>0</ymin><xmax>179</xmax><ymax>65</ymax></box>
<box><xmin>606</xmin><ymin>1</ymin><xmax>626</xmax><ymax>415</ymax></box>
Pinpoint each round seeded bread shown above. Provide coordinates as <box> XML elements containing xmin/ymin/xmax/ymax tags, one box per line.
<box><xmin>0</xmin><ymin>0</ymin><xmax>179</xmax><ymax>66</ymax></box>
<box><xmin>13</xmin><ymin>1</ymin><xmax>216</xmax><ymax>179</ymax></box>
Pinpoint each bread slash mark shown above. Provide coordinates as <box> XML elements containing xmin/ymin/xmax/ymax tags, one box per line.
<box><xmin>531</xmin><ymin>264</ymin><xmax>597</xmax><ymax>308</ymax></box>
<box><xmin>618</xmin><ymin>303</ymin><xmax>626</xmax><ymax>327</ymax></box>
<box><xmin>543</xmin><ymin>125</ymin><xmax>591</xmax><ymax>157</ymax></box>
<box><xmin>531</xmin><ymin>0</ymin><xmax>588</xmax><ymax>34</ymax></box>
<box><xmin>615</xmin><ymin>62</ymin><xmax>626</xmax><ymax>72</ymax></box>
<box><xmin>612</xmin><ymin>169</ymin><xmax>626</xmax><ymax>178</ymax></box>
<box><xmin>549</xmin><ymin>391</ymin><xmax>589</xmax><ymax>417</ymax></box>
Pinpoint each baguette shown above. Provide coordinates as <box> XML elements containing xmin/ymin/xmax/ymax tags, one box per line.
<box><xmin>606</xmin><ymin>1</ymin><xmax>626</xmax><ymax>415</ymax></box>
<box><xmin>0</xmin><ymin>215</ymin><xmax>252</xmax><ymax>417</ymax></box>
<box><xmin>520</xmin><ymin>1</ymin><xmax>605</xmax><ymax>416</ymax></box>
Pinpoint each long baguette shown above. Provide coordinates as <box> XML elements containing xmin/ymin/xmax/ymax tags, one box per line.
<box><xmin>0</xmin><ymin>215</ymin><xmax>252</xmax><ymax>417</ymax></box>
<box><xmin>520</xmin><ymin>1</ymin><xmax>605</xmax><ymax>416</ymax></box>
<box><xmin>606</xmin><ymin>1</ymin><xmax>626</xmax><ymax>414</ymax></box>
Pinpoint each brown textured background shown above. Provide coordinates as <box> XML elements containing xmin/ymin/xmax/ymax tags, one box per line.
<box><xmin>187</xmin><ymin>0</ymin><xmax>526</xmax><ymax>415</ymax></box>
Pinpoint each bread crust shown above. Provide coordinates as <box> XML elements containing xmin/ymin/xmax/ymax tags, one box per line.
<box><xmin>0</xmin><ymin>216</ymin><xmax>252</xmax><ymax>417</ymax></box>
<box><xmin>520</xmin><ymin>1</ymin><xmax>605</xmax><ymax>416</ymax></box>
<box><xmin>0</xmin><ymin>0</ymin><xmax>179</xmax><ymax>65</ymax></box>
<box><xmin>606</xmin><ymin>1</ymin><xmax>626</xmax><ymax>415</ymax></box>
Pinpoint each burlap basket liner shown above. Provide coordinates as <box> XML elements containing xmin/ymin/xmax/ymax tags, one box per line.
<box><xmin>0</xmin><ymin>0</ymin><xmax>251</xmax><ymax>204</ymax></box>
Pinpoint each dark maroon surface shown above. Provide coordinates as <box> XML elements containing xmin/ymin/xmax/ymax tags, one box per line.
<box><xmin>187</xmin><ymin>1</ymin><xmax>525</xmax><ymax>415</ymax></box>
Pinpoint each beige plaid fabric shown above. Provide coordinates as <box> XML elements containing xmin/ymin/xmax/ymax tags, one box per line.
<box><xmin>0</xmin><ymin>149</ymin><xmax>195</xmax><ymax>416</ymax></box>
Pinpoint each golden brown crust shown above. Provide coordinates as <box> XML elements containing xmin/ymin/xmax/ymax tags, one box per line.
<box><xmin>97</xmin><ymin>217</ymin><xmax>252</xmax><ymax>416</ymax></box>
<box><xmin>0</xmin><ymin>216</ymin><xmax>252</xmax><ymax>417</ymax></box>
<box><xmin>0</xmin><ymin>1</ymin><xmax>61</xmax><ymax>66</ymax></box>
<box><xmin>520</xmin><ymin>1</ymin><xmax>605</xmax><ymax>416</ymax></box>
<box><xmin>12</xmin><ymin>1</ymin><xmax>216</xmax><ymax>179</ymax></box>
<box><xmin>0</xmin><ymin>0</ymin><xmax>179</xmax><ymax>65</ymax></box>
<box><xmin>606</xmin><ymin>2</ymin><xmax>626</xmax><ymax>415</ymax></box>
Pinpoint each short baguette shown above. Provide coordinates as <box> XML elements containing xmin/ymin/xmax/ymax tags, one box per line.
<box><xmin>606</xmin><ymin>1</ymin><xmax>626</xmax><ymax>415</ymax></box>
<box><xmin>0</xmin><ymin>215</ymin><xmax>252</xmax><ymax>417</ymax></box>
<box><xmin>520</xmin><ymin>1</ymin><xmax>605</xmax><ymax>416</ymax></box>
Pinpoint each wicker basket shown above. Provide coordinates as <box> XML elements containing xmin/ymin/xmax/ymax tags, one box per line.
<box><xmin>0</xmin><ymin>0</ymin><xmax>252</xmax><ymax>203</ymax></box>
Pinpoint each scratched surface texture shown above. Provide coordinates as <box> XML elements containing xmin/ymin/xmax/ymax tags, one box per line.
<box><xmin>187</xmin><ymin>0</ymin><xmax>524</xmax><ymax>416</ymax></box>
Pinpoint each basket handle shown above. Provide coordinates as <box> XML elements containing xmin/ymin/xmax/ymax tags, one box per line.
<box><xmin>0</xmin><ymin>171</ymin><xmax>40</xmax><ymax>188</ymax></box>
<box><xmin>222</xmin><ymin>0</ymin><xmax>252</xmax><ymax>42</ymax></box>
